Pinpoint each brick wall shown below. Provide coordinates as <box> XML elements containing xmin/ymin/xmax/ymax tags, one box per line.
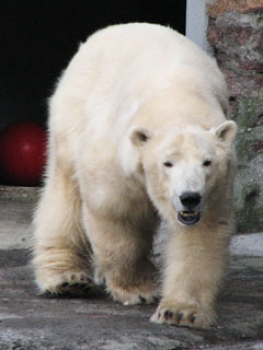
<box><xmin>206</xmin><ymin>0</ymin><xmax>263</xmax><ymax>233</ymax></box>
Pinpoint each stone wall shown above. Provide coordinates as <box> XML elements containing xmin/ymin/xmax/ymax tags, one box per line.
<box><xmin>207</xmin><ymin>0</ymin><xmax>263</xmax><ymax>233</ymax></box>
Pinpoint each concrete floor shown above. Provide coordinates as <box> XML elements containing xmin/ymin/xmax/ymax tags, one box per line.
<box><xmin>0</xmin><ymin>188</ymin><xmax>263</xmax><ymax>350</ymax></box>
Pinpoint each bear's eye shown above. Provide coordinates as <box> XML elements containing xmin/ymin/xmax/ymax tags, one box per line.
<box><xmin>163</xmin><ymin>161</ymin><xmax>173</xmax><ymax>168</ymax></box>
<box><xmin>203</xmin><ymin>160</ymin><xmax>212</xmax><ymax>167</ymax></box>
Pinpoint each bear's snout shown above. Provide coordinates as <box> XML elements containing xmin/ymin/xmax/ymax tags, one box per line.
<box><xmin>175</xmin><ymin>192</ymin><xmax>202</xmax><ymax>226</ymax></box>
<box><xmin>179</xmin><ymin>192</ymin><xmax>201</xmax><ymax>210</ymax></box>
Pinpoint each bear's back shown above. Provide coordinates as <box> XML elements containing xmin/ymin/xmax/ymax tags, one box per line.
<box><xmin>48</xmin><ymin>23</ymin><xmax>228</xmax><ymax>162</ymax></box>
<box><xmin>62</xmin><ymin>23</ymin><xmax>224</xmax><ymax>92</ymax></box>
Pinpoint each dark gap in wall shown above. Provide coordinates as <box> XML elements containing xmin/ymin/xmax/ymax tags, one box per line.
<box><xmin>0</xmin><ymin>0</ymin><xmax>186</xmax><ymax>131</ymax></box>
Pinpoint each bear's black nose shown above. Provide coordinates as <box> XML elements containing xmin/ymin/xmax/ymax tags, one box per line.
<box><xmin>180</xmin><ymin>192</ymin><xmax>201</xmax><ymax>209</ymax></box>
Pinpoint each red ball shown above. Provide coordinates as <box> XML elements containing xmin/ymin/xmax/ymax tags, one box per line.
<box><xmin>0</xmin><ymin>121</ymin><xmax>47</xmax><ymax>186</ymax></box>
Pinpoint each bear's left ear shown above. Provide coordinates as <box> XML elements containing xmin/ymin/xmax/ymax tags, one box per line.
<box><xmin>213</xmin><ymin>121</ymin><xmax>237</xmax><ymax>144</ymax></box>
<box><xmin>129</xmin><ymin>126</ymin><xmax>152</xmax><ymax>146</ymax></box>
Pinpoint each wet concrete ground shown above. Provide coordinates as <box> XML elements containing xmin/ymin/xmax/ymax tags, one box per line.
<box><xmin>0</xmin><ymin>188</ymin><xmax>263</xmax><ymax>350</ymax></box>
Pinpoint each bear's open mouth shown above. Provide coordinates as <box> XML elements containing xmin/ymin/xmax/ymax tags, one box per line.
<box><xmin>178</xmin><ymin>211</ymin><xmax>201</xmax><ymax>226</ymax></box>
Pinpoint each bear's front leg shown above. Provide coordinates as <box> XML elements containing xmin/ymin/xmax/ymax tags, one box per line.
<box><xmin>151</xmin><ymin>225</ymin><xmax>230</xmax><ymax>328</ymax></box>
<box><xmin>32</xmin><ymin>168</ymin><xmax>94</xmax><ymax>295</ymax></box>
<box><xmin>83</xmin><ymin>207</ymin><xmax>159</xmax><ymax>305</ymax></box>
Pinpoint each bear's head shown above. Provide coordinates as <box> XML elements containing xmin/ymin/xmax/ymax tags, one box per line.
<box><xmin>121</xmin><ymin>121</ymin><xmax>237</xmax><ymax>227</ymax></box>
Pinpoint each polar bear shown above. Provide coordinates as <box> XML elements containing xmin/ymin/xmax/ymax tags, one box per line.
<box><xmin>32</xmin><ymin>23</ymin><xmax>237</xmax><ymax>328</ymax></box>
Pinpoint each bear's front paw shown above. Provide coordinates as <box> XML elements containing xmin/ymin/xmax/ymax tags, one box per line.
<box><xmin>35</xmin><ymin>270</ymin><xmax>94</xmax><ymax>295</ymax></box>
<box><xmin>151</xmin><ymin>300</ymin><xmax>215</xmax><ymax>328</ymax></box>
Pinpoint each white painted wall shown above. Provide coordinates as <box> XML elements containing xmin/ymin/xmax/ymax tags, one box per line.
<box><xmin>186</xmin><ymin>0</ymin><xmax>213</xmax><ymax>54</ymax></box>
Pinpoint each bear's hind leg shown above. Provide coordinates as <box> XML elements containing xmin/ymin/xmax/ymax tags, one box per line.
<box><xmin>32</xmin><ymin>167</ymin><xmax>93</xmax><ymax>295</ymax></box>
<box><xmin>83</xmin><ymin>207</ymin><xmax>159</xmax><ymax>305</ymax></box>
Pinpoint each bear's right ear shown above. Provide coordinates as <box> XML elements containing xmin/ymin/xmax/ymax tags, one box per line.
<box><xmin>119</xmin><ymin>126</ymin><xmax>152</xmax><ymax>179</ymax></box>
<box><xmin>129</xmin><ymin>126</ymin><xmax>152</xmax><ymax>146</ymax></box>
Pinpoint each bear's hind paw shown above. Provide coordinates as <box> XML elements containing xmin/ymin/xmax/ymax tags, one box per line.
<box><xmin>108</xmin><ymin>283</ymin><xmax>159</xmax><ymax>305</ymax></box>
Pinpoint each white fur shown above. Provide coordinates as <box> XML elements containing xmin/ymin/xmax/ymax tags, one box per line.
<box><xmin>32</xmin><ymin>23</ymin><xmax>237</xmax><ymax>328</ymax></box>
